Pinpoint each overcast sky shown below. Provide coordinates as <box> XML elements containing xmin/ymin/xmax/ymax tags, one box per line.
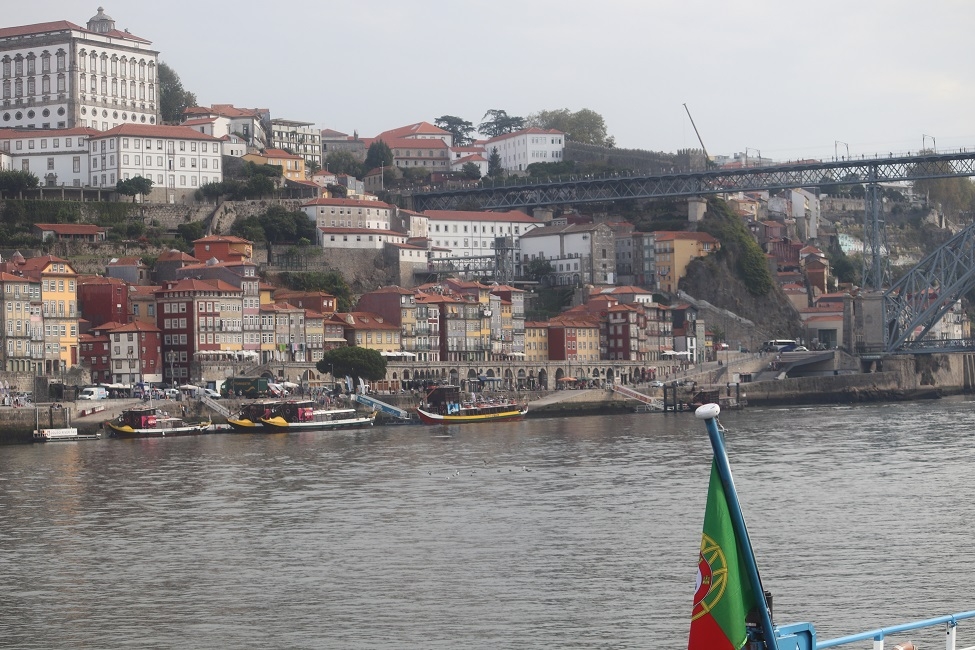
<box><xmin>9</xmin><ymin>2</ymin><xmax>975</xmax><ymax>161</ymax></box>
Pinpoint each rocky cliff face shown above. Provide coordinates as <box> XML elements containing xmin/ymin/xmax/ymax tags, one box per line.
<box><xmin>680</xmin><ymin>255</ymin><xmax>804</xmax><ymax>348</ymax></box>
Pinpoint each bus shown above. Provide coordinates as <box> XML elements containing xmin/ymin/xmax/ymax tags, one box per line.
<box><xmin>762</xmin><ymin>339</ymin><xmax>798</xmax><ymax>352</ymax></box>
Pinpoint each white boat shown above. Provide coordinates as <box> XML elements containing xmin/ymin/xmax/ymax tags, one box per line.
<box><xmin>32</xmin><ymin>427</ymin><xmax>99</xmax><ymax>442</ymax></box>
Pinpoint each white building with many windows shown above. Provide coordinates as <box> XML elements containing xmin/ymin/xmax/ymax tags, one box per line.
<box><xmin>423</xmin><ymin>209</ymin><xmax>542</xmax><ymax>260</ymax></box>
<box><xmin>301</xmin><ymin>197</ymin><xmax>393</xmax><ymax>230</ymax></box>
<box><xmin>88</xmin><ymin>124</ymin><xmax>223</xmax><ymax>201</ymax></box>
<box><xmin>0</xmin><ymin>8</ymin><xmax>159</xmax><ymax>131</ymax></box>
<box><xmin>0</xmin><ymin>126</ymin><xmax>96</xmax><ymax>186</ymax></box>
<box><xmin>482</xmin><ymin>127</ymin><xmax>564</xmax><ymax>172</ymax></box>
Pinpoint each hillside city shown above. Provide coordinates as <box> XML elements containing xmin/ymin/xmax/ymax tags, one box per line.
<box><xmin>0</xmin><ymin>8</ymin><xmax>969</xmax><ymax>397</ymax></box>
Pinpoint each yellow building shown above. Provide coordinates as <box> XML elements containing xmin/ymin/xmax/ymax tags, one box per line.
<box><xmin>524</xmin><ymin>321</ymin><xmax>549</xmax><ymax>362</ymax></box>
<box><xmin>340</xmin><ymin>312</ymin><xmax>401</xmax><ymax>352</ymax></box>
<box><xmin>242</xmin><ymin>148</ymin><xmax>306</xmax><ymax>181</ymax></box>
<box><xmin>304</xmin><ymin>310</ymin><xmax>325</xmax><ymax>363</ymax></box>
<box><xmin>653</xmin><ymin>232</ymin><xmax>721</xmax><ymax>294</ymax></box>
<box><xmin>18</xmin><ymin>255</ymin><xmax>80</xmax><ymax>372</ymax></box>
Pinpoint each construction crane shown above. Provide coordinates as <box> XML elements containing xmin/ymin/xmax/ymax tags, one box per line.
<box><xmin>683</xmin><ymin>103</ymin><xmax>714</xmax><ymax>168</ymax></box>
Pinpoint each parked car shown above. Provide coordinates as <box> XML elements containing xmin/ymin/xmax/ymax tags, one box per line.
<box><xmin>649</xmin><ymin>380</ymin><xmax>664</xmax><ymax>388</ymax></box>
<box><xmin>793</xmin><ymin>346</ymin><xmax>809</xmax><ymax>351</ymax></box>
<box><xmin>163</xmin><ymin>388</ymin><xmax>180</xmax><ymax>400</ymax></box>
<box><xmin>203</xmin><ymin>388</ymin><xmax>221</xmax><ymax>400</ymax></box>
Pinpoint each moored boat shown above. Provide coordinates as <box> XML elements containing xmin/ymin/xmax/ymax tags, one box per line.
<box><xmin>227</xmin><ymin>400</ymin><xmax>285</xmax><ymax>432</ymax></box>
<box><xmin>258</xmin><ymin>400</ymin><xmax>376</xmax><ymax>432</ymax></box>
<box><xmin>33</xmin><ymin>427</ymin><xmax>100</xmax><ymax>442</ymax></box>
<box><xmin>105</xmin><ymin>406</ymin><xmax>212</xmax><ymax>438</ymax></box>
<box><xmin>415</xmin><ymin>385</ymin><xmax>527</xmax><ymax>425</ymax></box>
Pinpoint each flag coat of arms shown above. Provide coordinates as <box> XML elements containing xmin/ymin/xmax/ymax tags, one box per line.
<box><xmin>688</xmin><ymin>460</ymin><xmax>758</xmax><ymax>650</ymax></box>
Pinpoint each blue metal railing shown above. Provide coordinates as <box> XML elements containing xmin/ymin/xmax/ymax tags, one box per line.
<box><xmin>815</xmin><ymin>610</ymin><xmax>975</xmax><ymax>649</ymax></box>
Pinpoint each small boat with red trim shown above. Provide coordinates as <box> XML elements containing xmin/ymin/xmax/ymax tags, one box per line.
<box><xmin>105</xmin><ymin>406</ymin><xmax>212</xmax><ymax>438</ymax></box>
<box><xmin>415</xmin><ymin>385</ymin><xmax>527</xmax><ymax>425</ymax></box>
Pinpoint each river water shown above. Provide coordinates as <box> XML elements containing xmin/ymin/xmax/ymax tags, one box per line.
<box><xmin>2</xmin><ymin>399</ymin><xmax>975</xmax><ymax>649</ymax></box>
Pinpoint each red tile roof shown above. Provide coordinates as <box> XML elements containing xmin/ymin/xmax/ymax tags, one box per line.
<box><xmin>303</xmin><ymin>197</ymin><xmax>393</xmax><ymax>210</ymax></box>
<box><xmin>92</xmin><ymin>124</ymin><xmax>220</xmax><ymax>141</ymax></box>
<box><xmin>375</xmin><ymin>122</ymin><xmax>450</xmax><ymax>140</ymax></box>
<box><xmin>33</xmin><ymin>223</ymin><xmax>106</xmax><ymax>235</ymax></box>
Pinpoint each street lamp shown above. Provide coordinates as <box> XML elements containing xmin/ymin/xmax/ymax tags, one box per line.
<box><xmin>834</xmin><ymin>140</ymin><xmax>849</xmax><ymax>161</ymax></box>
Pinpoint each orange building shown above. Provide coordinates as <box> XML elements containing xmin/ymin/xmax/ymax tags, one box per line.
<box><xmin>193</xmin><ymin>235</ymin><xmax>254</xmax><ymax>263</ymax></box>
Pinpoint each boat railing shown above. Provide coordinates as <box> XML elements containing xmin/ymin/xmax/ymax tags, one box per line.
<box><xmin>811</xmin><ymin>609</ymin><xmax>975</xmax><ymax>649</ymax></box>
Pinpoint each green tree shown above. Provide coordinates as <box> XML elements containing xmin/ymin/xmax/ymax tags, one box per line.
<box><xmin>198</xmin><ymin>181</ymin><xmax>225</xmax><ymax>202</ymax></box>
<box><xmin>259</xmin><ymin>205</ymin><xmax>299</xmax><ymax>243</ymax></box>
<box><xmin>316</xmin><ymin>346</ymin><xmax>387</xmax><ymax>385</ymax></box>
<box><xmin>402</xmin><ymin>167</ymin><xmax>431</xmax><ymax>184</ymax></box>
<box><xmin>116</xmin><ymin>176</ymin><xmax>153</xmax><ymax>201</ymax></box>
<box><xmin>306</xmin><ymin>160</ymin><xmax>321</xmax><ymax>175</ymax></box>
<box><xmin>487</xmin><ymin>147</ymin><xmax>504</xmax><ymax>178</ymax></box>
<box><xmin>434</xmin><ymin>115</ymin><xmax>475</xmax><ymax>146</ymax></box>
<box><xmin>461</xmin><ymin>161</ymin><xmax>482</xmax><ymax>180</ymax></box>
<box><xmin>157</xmin><ymin>61</ymin><xmax>198</xmax><ymax>124</ymax></box>
<box><xmin>524</xmin><ymin>258</ymin><xmax>554</xmax><ymax>282</ymax></box>
<box><xmin>277</xmin><ymin>270</ymin><xmax>353</xmax><ymax>311</ymax></box>
<box><xmin>478</xmin><ymin>109</ymin><xmax>525</xmax><ymax>138</ymax></box>
<box><xmin>325</xmin><ymin>151</ymin><xmax>363</xmax><ymax>177</ymax></box>
<box><xmin>245</xmin><ymin>174</ymin><xmax>275</xmax><ymax>199</ymax></box>
<box><xmin>0</xmin><ymin>169</ymin><xmax>39</xmax><ymax>197</ymax></box>
<box><xmin>527</xmin><ymin>107</ymin><xmax>614</xmax><ymax>147</ymax></box>
<box><xmin>176</xmin><ymin>221</ymin><xmax>206</xmax><ymax>247</ymax></box>
<box><xmin>364</xmin><ymin>140</ymin><xmax>394</xmax><ymax>171</ymax></box>
<box><xmin>230</xmin><ymin>215</ymin><xmax>266</xmax><ymax>242</ymax></box>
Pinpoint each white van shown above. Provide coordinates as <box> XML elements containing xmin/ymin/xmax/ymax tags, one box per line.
<box><xmin>79</xmin><ymin>386</ymin><xmax>107</xmax><ymax>400</ymax></box>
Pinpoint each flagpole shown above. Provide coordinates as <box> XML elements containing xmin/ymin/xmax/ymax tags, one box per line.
<box><xmin>695</xmin><ymin>403</ymin><xmax>779</xmax><ymax>650</ymax></box>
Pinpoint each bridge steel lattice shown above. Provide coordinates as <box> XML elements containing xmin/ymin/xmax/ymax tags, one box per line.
<box><xmin>883</xmin><ymin>220</ymin><xmax>975</xmax><ymax>353</ymax></box>
<box><xmin>411</xmin><ymin>151</ymin><xmax>975</xmax><ymax>211</ymax></box>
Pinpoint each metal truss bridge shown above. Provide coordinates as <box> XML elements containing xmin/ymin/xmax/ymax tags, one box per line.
<box><xmin>884</xmin><ymin>219</ymin><xmax>975</xmax><ymax>353</ymax></box>
<box><xmin>412</xmin><ymin>150</ymin><xmax>975</xmax><ymax>211</ymax></box>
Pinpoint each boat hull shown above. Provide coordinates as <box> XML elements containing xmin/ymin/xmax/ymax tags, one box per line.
<box><xmin>227</xmin><ymin>417</ymin><xmax>263</xmax><ymax>432</ymax></box>
<box><xmin>416</xmin><ymin>407</ymin><xmax>527</xmax><ymax>425</ymax></box>
<box><xmin>258</xmin><ymin>414</ymin><xmax>376</xmax><ymax>433</ymax></box>
<box><xmin>106</xmin><ymin>421</ymin><xmax>212</xmax><ymax>438</ymax></box>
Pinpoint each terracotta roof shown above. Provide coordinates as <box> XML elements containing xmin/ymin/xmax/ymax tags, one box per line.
<box><xmin>375</xmin><ymin>122</ymin><xmax>450</xmax><ymax>140</ymax></box>
<box><xmin>104</xmin><ymin>321</ymin><xmax>161</xmax><ymax>334</ymax></box>
<box><xmin>92</xmin><ymin>124</ymin><xmax>220</xmax><ymax>141</ymax></box>
<box><xmin>0</xmin><ymin>20</ymin><xmax>151</xmax><ymax>43</ymax></box>
<box><xmin>106</xmin><ymin>257</ymin><xmax>144</xmax><ymax>266</ymax></box>
<box><xmin>193</xmin><ymin>235</ymin><xmax>252</xmax><ymax>244</ymax></box>
<box><xmin>156</xmin><ymin>278</ymin><xmax>241</xmax><ymax>294</ymax></box>
<box><xmin>180</xmin><ymin>118</ymin><xmax>217</xmax><ymax>127</ymax></box>
<box><xmin>363</xmin><ymin>136</ymin><xmax>449</xmax><ymax>150</ymax></box>
<box><xmin>33</xmin><ymin>223</ymin><xmax>106</xmax><ymax>235</ymax></box>
<box><xmin>262</xmin><ymin>148</ymin><xmax>304</xmax><ymax>160</ymax></box>
<box><xmin>303</xmin><ymin>197</ymin><xmax>392</xmax><ymax>210</ymax></box>
<box><xmin>320</xmin><ymin>128</ymin><xmax>349</xmax><ymax>138</ymax></box>
<box><xmin>338</xmin><ymin>312</ymin><xmax>400</xmax><ymax>330</ymax></box>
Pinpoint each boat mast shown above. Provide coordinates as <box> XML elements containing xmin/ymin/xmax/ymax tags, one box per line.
<box><xmin>695</xmin><ymin>404</ymin><xmax>779</xmax><ymax>650</ymax></box>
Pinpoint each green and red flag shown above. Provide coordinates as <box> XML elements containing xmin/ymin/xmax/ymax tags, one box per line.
<box><xmin>688</xmin><ymin>460</ymin><xmax>758</xmax><ymax>650</ymax></box>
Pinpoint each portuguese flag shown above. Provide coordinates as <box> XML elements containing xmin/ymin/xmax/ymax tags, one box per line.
<box><xmin>688</xmin><ymin>460</ymin><xmax>758</xmax><ymax>650</ymax></box>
